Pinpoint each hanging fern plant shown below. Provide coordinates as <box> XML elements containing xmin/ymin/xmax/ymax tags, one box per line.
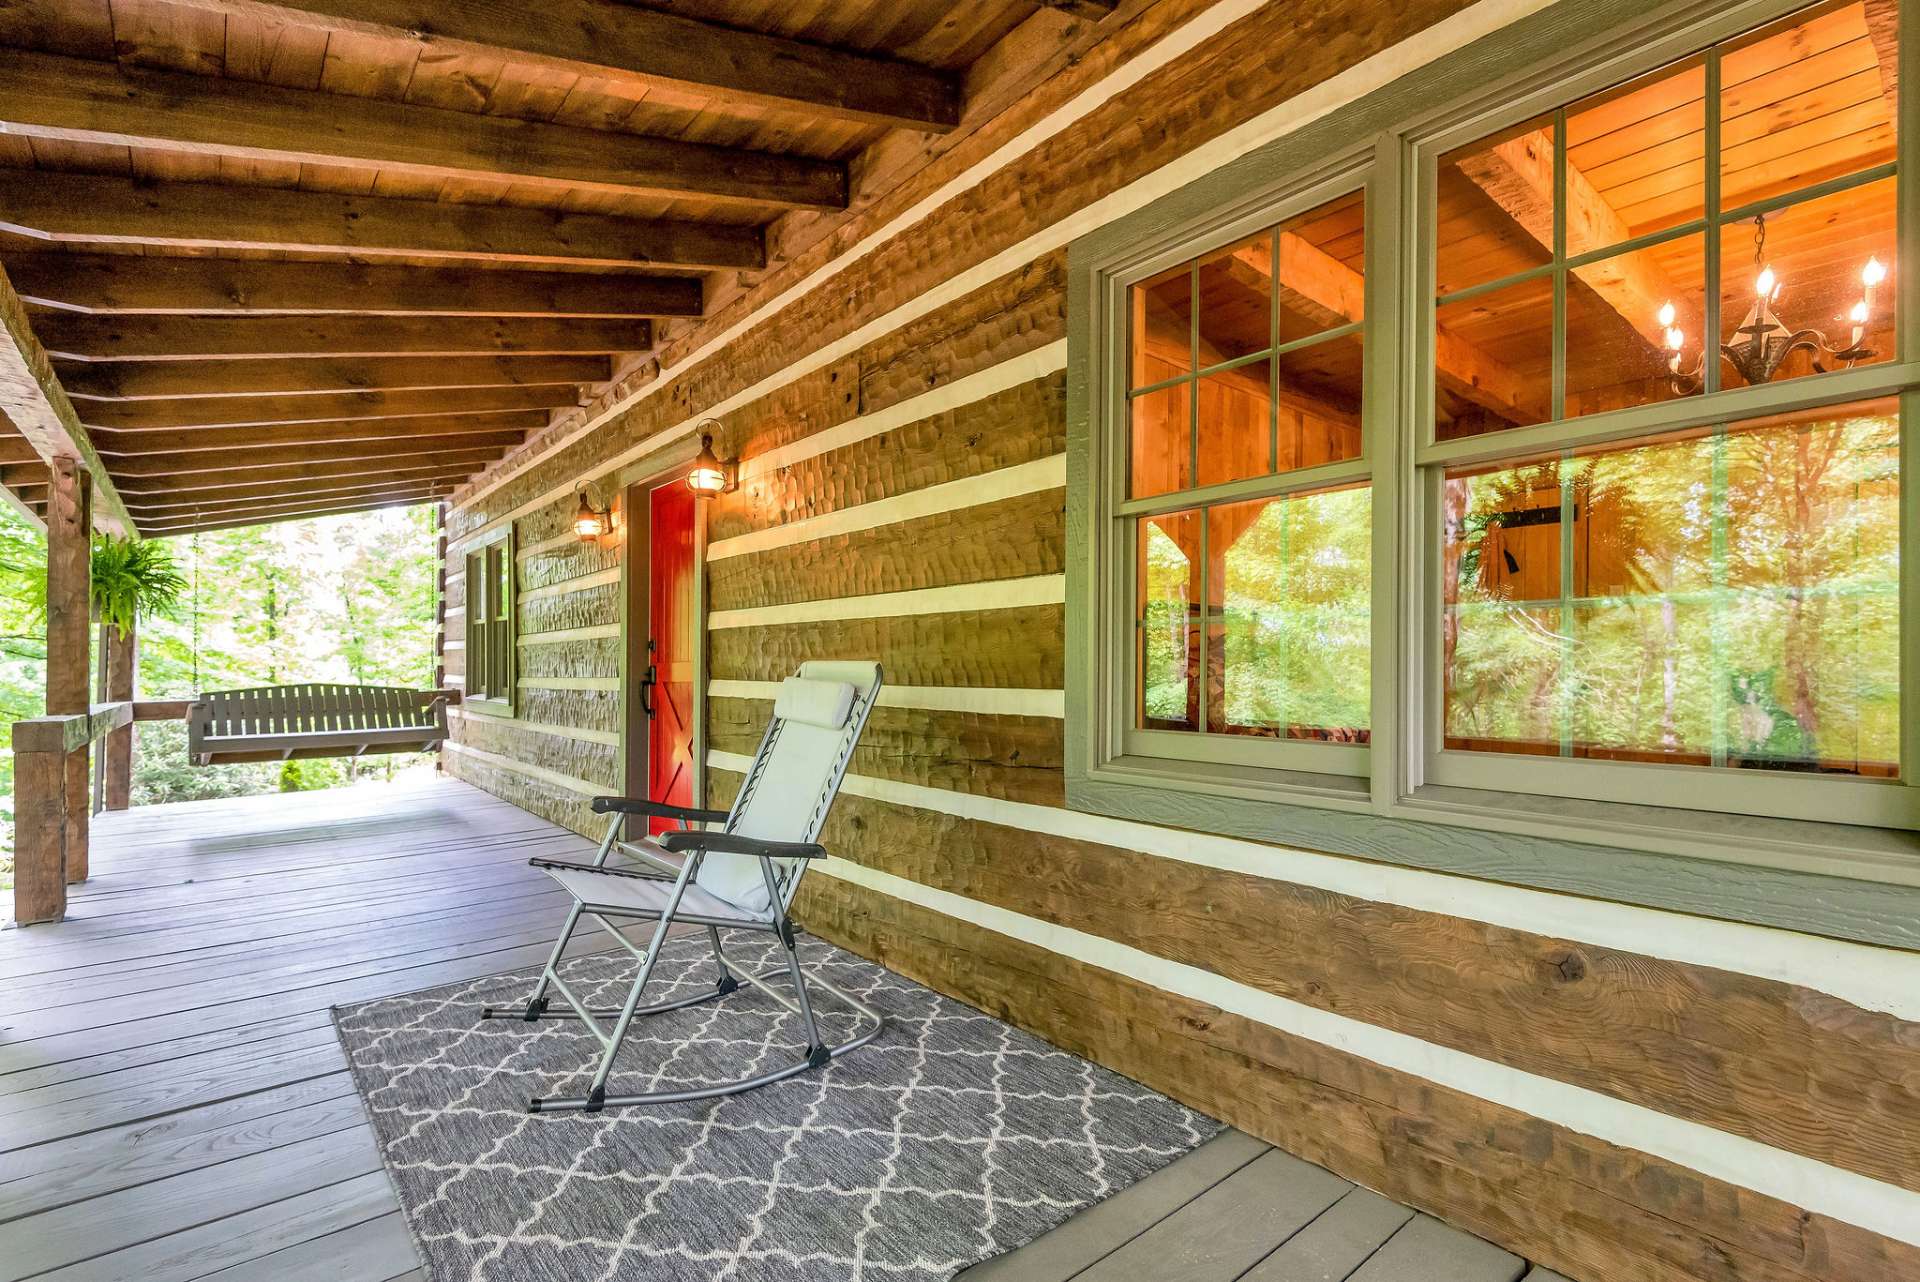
<box><xmin>90</xmin><ymin>535</ymin><xmax>187</xmax><ymax>635</ymax></box>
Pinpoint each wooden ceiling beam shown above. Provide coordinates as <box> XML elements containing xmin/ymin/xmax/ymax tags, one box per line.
<box><xmin>0</xmin><ymin>173</ymin><xmax>764</xmax><ymax>271</ymax></box>
<box><xmin>124</xmin><ymin>474</ymin><xmax>468</xmax><ymax>514</ymax></box>
<box><xmin>79</xmin><ymin>388</ymin><xmax>569</xmax><ymax>429</ymax></box>
<box><xmin>60</xmin><ymin>355</ymin><xmax>612</xmax><ymax>400</ymax></box>
<box><xmin>0</xmin><ymin>48</ymin><xmax>846</xmax><ymax>212</ymax></box>
<box><xmin>1865</xmin><ymin>0</ymin><xmax>1899</xmax><ymax>105</ymax></box>
<box><xmin>109</xmin><ymin>441</ymin><xmax>518</xmax><ymax>479</ymax></box>
<box><xmin>161</xmin><ymin>0</ymin><xmax>960</xmax><ymax>133</ymax></box>
<box><xmin>0</xmin><ymin>265</ymin><xmax>132</xmax><ymax>532</ymax></box>
<box><xmin>142</xmin><ymin>490</ymin><xmax>450</xmax><ymax>536</ymax></box>
<box><xmin>1455</xmin><ymin>129</ymin><xmax>1692</xmax><ymax>350</ymax></box>
<box><xmin>93</xmin><ymin>414</ymin><xmax>548</xmax><ymax>456</ymax></box>
<box><xmin>37</xmin><ymin>315</ymin><xmax>650</xmax><ymax>361</ymax></box>
<box><xmin>0</xmin><ymin>432</ymin><xmax>43</xmax><ymax>465</ymax></box>
<box><xmin>5</xmin><ymin>255</ymin><xmax>704</xmax><ymax>319</ymax></box>
<box><xmin>1</xmin><ymin>462</ymin><xmax>50</xmax><ymax>488</ymax></box>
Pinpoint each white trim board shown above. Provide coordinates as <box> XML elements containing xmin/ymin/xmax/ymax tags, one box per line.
<box><xmin>518</xmin><ymin>676</ymin><xmax>621</xmax><ymax>692</ymax></box>
<box><xmin>709</xmin><ymin>680</ymin><xmax>1064</xmax><ymax>718</ymax></box>
<box><xmin>708</xmin><ymin>575</ymin><xmax>1064</xmax><ymax>631</ymax></box>
<box><xmin>707</xmin><ymin>455</ymin><xmax>1065</xmax><ymax>563</ymax></box>
<box><xmin>448</xmin><ymin>708</ymin><xmax>618</xmax><ymax>748</ymax></box>
<box><xmin>516</xmin><ymin>625</ymin><xmax>619</xmax><ymax>645</ymax></box>
<box><xmin>809</xmin><ymin>856</ymin><xmax>1920</xmax><ymax>1249</ymax></box>
<box><xmin>450</xmin><ymin>0</ymin><xmax>1550</xmax><ymax>539</ymax></box>
<box><xmin>708</xmin><ymin>749</ymin><xmax>1920</xmax><ymax>1024</ymax></box>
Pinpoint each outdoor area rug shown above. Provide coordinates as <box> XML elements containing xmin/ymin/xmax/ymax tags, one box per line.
<box><xmin>334</xmin><ymin>930</ymin><xmax>1222</xmax><ymax>1281</ymax></box>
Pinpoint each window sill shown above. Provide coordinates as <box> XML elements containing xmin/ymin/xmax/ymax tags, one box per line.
<box><xmin>462</xmin><ymin>698</ymin><xmax>516</xmax><ymax>719</ymax></box>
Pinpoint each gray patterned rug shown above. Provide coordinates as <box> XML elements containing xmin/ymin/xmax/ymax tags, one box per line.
<box><xmin>335</xmin><ymin>931</ymin><xmax>1220</xmax><ymax>1281</ymax></box>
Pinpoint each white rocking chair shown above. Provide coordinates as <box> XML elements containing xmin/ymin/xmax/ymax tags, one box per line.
<box><xmin>482</xmin><ymin>661</ymin><xmax>885</xmax><ymax>1113</ymax></box>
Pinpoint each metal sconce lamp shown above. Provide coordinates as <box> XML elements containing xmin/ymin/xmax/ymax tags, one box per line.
<box><xmin>573</xmin><ymin>482</ymin><xmax>613</xmax><ymax>542</ymax></box>
<box><xmin>686</xmin><ymin>420</ymin><xmax>737</xmax><ymax>497</ymax></box>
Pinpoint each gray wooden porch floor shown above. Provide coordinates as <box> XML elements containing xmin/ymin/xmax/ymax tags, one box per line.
<box><xmin>1</xmin><ymin>779</ymin><xmax>1553</xmax><ymax>1282</ymax></box>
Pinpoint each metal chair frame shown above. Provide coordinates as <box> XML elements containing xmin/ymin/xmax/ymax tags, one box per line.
<box><xmin>481</xmin><ymin>666</ymin><xmax>884</xmax><ymax>1113</ymax></box>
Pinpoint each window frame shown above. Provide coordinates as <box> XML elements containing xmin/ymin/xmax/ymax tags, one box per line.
<box><xmin>1067</xmin><ymin>0</ymin><xmax>1920</xmax><ymax>914</ymax></box>
<box><xmin>463</xmin><ymin>527</ymin><xmax>516</xmax><ymax>716</ymax></box>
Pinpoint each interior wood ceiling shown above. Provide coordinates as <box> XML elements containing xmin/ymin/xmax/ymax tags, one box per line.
<box><xmin>0</xmin><ymin>0</ymin><xmax>1073</xmax><ymax>536</ymax></box>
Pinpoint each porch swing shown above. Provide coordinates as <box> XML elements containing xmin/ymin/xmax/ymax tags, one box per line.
<box><xmin>186</xmin><ymin>683</ymin><xmax>451</xmax><ymax>765</ymax></box>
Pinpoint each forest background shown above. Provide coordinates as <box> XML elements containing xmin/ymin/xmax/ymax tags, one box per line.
<box><xmin>0</xmin><ymin>504</ymin><xmax>439</xmax><ymax>886</ymax></box>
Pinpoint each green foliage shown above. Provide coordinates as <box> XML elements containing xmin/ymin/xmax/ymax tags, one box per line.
<box><xmin>91</xmin><ymin>535</ymin><xmax>187</xmax><ymax>636</ymax></box>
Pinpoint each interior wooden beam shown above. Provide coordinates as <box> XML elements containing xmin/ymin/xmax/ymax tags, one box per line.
<box><xmin>60</xmin><ymin>354</ymin><xmax>612</xmax><ymax>400</ymax></box>
<box><xmin>162</xmin><ymin>0</ymin><xmax>960</xmax><ymax>133</ymax></box>
<box><xmin>141</xmin><ymin>490</ymin><xmax>451</xmax><ymax>535</ymax></box>
<box><xmin>1454</xmin><ymin>129</ymin><xmax>1692</xmax><ymax>349</ymax></box>
<box><xmin>0</xmin><ymin>265</ymin><xmax>132</xmax><ymax>532</ymax></box>
<box><xmin>0</xmin><ymin>173</ymin><xmax>764</xmax><ymax>271</ymax></box>
<box><xmin>93</xmin><ymin>414</ymin><xmax>548</xmax><ymax>456</ymax></box>
<box><xmin>0</xmin><ymin>461</ymin><xmax>49</xmax><ymax>489</ymax></box>
<box><xmin>6</xmin><ymin>255</ymin><xmax>705</xmax><ymax>319</ymax></box>
<box><xmin>105</xmin><ymin>434</ymin><xmax>522</xmax><ymax>477</ymax></box>
<box><xmin>36</xmin><ymin>315</ymin><xmax>650</xmax><ymax>361</ymax></box>
<box><xmin>0</xmin><ymin>428</ymin><xmax>43</xmax><ymax>465</ymax></box>
<box><xmin>79</xmin><ymin>388</ymin><xmax>570</xmax><ymax>429</ymax></box>
<box><xmin>1229</xmin><ymin>234</ymin><xmax>1546</xmax><ymax>423</ymax></box>
<box><xmin>1031</xmin><ymin>0</ymin><xmax>1122</xmax><ymax>16</ymax></box>
<box><xmin>0</xmin><ymin>48</ymin><xmax>847</xmax><ymax>212</ymax></box>
<box><xmin>1865</xmin><ymin>0</ymin><xmax>1899</xmax><ymax>105</ymax></box>
<box><xmin>124</xmin><ymin>474</ymin><xmax>468</xmax><ymax>514</ymax></box>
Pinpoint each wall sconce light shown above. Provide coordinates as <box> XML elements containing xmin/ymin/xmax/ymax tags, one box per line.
<box><xmin>573</xmin><ymin>483</ymin><xmax>613</xmax><ymax>542</ymax></box>
<box><xmin>686</xmin><ymin>428</ymin><xmax>737</xmax><ymax>498</ymax></box>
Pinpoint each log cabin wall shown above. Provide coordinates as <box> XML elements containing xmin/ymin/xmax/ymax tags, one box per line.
<box><xmin>440</xmin><ymin>1</ymin><xmax>1920</xmax><ymax>1279</ymax></box>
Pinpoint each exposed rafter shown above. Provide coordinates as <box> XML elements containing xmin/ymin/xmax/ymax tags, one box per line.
<box><xmin>37</xmin><ymin>315</ymin><xmax>650</xmax><ymax>361</ymax></box>
<box><xmin>160</xmin><ymin>0</ymin><xmax>962</xmax><ymax>133</ymax></box>
<box><xmin>107</xmin><ymin>434</ymin><xmax>524</xmax><ymax>477</ymax></box>
<box><xmin>6</xmin><ymin>255</ymin><xmax>704</xmax><ymax>319</ymax></box>
<box><xmin>60</xmin><ymin>355</ymin><xmax>613</xmax><ymax>400</ymax></box>
<box><xmin>0</xmin><ymin>48</ymin><xmax>847</xmax><ymax>211</ymax></box>
<box><xmin>143</xmin><ymin>490</ymin><xmax>452</xmax><ymax>536</ymax></box>
<box><xmin>121</xmin><ymin>467</ymin><xmax>479</xmax><ymax>506</ymax></box>
<box><xmin>92</xmin><ymin>415</ymin><xmax>550</xmax><ymax>456</ymax></box>
<box><xmin>0</xmin><ymin>173</ymin><xmax>765</xmax><ymax>271</ymax></box>
<box><xmin>79</xmin><ymin>388</ymin><xmax>572</xmax><ymax>430</ymax></box>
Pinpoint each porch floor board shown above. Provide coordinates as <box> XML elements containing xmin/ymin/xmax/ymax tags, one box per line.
<box><xmin>0</xmin><ymin>778</ymin><xmax>591</xmax><ymax>1282</ymax></box>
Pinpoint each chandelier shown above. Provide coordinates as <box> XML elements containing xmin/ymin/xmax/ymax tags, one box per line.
<box><xmin>1658</xmin><ymin>212</ymin><xmax>1887</xmax><ymax>394</ymax></box>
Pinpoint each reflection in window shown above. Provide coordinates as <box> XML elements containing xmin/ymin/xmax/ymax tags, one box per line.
<box><xmin>1443</xmin><ymin>400</ymin><xmax>1899</xmax><ymax>774</ymax></box>
<box><xmin>1138</xmin><ymin>515</ymin><xmax>1198</xmax><ymax>730</ymax></box>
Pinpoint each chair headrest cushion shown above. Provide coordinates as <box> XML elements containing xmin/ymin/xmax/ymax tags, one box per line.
<box><xmin>773</xmin><ymin>677</ymin><xmax>857</xmax><ymax>730</ymax></box>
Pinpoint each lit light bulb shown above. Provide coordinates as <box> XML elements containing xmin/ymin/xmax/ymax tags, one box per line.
<box><xmin>1657</xmin><ymin>301</ymin><xmax>1676</xmax><ymax>329</ymax></box>
<box><xmin>1850</xmin><ymin>298</ymin><xmax>1870</xmax><ymax>349</ymax></box>
<box><xmin>1665</xmin><ymin>327</ymin><xmax>1685</xmax><ymax>352</ymax></box>
<box><xmin>1755</xmin><ymin>267</ymin><xmax>1777</xmax><ymax>300</ymax></box>
<box><xmin>1862</xmin><ymin>257</ymin><xmax>1887</xmax><ymax>289</ymax></box>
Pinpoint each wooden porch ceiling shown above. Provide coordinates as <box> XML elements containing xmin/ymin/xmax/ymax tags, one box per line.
<box><xmin>0</xmin><ymin>0</ymin><xmax>1085</xmax><ymax>536</ymax></box>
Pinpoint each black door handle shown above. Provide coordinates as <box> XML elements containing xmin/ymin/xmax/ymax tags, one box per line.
<box><xmin>640</xmin><ymin>662</ymin><xmax>657</xmax><ymax>718</ymax></box>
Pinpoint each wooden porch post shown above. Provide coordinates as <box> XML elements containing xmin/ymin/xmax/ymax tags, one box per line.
<box><xmin>103</xmin><ymin>620</ymin><xmax>135</xmax><ymax>810</ymax></box>
<box><xmin>434</xmin><ymin>500</ymin><xmax>447</xmax><ymax>773</ymax></box>
<box><xmin>47</xmin><ymin>455</ymin><xmax>91</xmax><ymax>883</ymax></box>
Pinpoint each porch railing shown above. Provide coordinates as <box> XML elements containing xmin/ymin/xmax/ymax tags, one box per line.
<box><xmin>11</xmin><ymin>699</ymin><xmax>186</xmax><ymax>925</ymax></box>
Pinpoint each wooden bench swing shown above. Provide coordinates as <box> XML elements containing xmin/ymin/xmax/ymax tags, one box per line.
<box><xmin>187</xmin><ymin>683</ymin><xmax>452</xmax><ymax>765</ymax></box>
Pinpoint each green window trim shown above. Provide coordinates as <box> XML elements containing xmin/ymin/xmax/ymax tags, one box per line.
<box><xmin>1065</xmin><ymin>0</ymin><xmax>1920</xmax><ymax>951</ymax></box>
<box><xmin>463</xmin><ymin>528</ymin><xmax>517</xmax><ymax>717</ymax></box>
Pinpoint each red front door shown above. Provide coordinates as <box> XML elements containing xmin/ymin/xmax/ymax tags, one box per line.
<box><xmin>644</xmin><ymin>481</ymin><xmax>698</xmax><ymax>835</ymax></box>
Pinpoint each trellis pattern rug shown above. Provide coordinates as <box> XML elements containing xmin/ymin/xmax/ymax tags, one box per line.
<box><xmin>335</xmin><ymin>931</ymin><xmax>1221</xmax><ymax>1282</ymax></box>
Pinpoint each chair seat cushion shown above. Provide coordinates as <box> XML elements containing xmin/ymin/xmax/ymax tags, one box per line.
<box><xmin>540</xmin><ymin>864</ymin><xmax>772</xmax><ymax>925</ymax></box>
<box><xmin>772</xmin><ymin>677</ymin><xmax>856</xmax><ymax>729</ymax></box>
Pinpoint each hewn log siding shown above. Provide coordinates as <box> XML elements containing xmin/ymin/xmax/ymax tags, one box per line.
<box><xmin>707</xmin><ymin>488</ymin><xmax>1064</xmax><ymax>611</ymax></box>
<box><xmin>711</xmin><ymin>697</ymin><xmax>1063</xmax><ymax>806</ymax></box>
<box><xmin>795</xmin><ymin>874</ymin><xmax>1919</xmax><ymax>1282</ymax></box>
<box><xmin>436</xmin><ymin>1</ymin><xmax>1920</xmax><ymax>1276</ymax></box>
<box><xmin>709</xmin><ymin>605</ymin><xmax>1065</xmax><ymax>688</ymax></box>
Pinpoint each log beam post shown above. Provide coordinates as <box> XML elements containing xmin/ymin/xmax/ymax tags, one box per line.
<box><xmin>47</xmin><ymin>456</ymin><xmax>92</xmax><ymax>883</ymax></box>
<box><xmin>103</xmin><ymin>620</ymin><xmax>135</xmax><ymax>811</ymax></box>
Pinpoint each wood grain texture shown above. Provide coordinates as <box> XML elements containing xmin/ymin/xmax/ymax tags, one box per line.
<box><xmin>514</xmin><ymin>636</ymin><xmax>619</xmax><ymax>681</ymax></box>
<box><xmin>796</xmin><ymin>787</ymin><xmax>1920</xmax><ymax>1196</ymax></box>
<box><xmin>707</xmin><ymin>487</ymin><xmax>1064</xmax><ymax>611</ymax></box>
<box><xmin>80</xmin><ymin>386</ymin><xmax>574</xmax><ymax>429</ymax></box>
<box><xmin>449</xmin><ymin>714</ymin><xmax>616</xmax><ymax>792</ymax></box>
<box><xmin>518</xmin><ymin>579</ymin><xmax>618</xmax><ymax>637</ymax></box>
<box><xmin>708</xmin><ymin>603</ymin><xmax>1064</xmax><ymax>688</ymax></box>
<box><xmin>60</xmin><ymin>355</ymin><xmax>612</xmax><ymax>400</ymax></box>
<box><xmin>711</xmin><ymin>696</ymin><xmax>1063</xmax><ymax>805</ymax></box>
<box><xmin>36</xmin><ymin>314</ymin><xmax>650</xmax><ymax>360</ymax></box>
<box><xmin>706</xmin><ymin>372</ymin><xmax>1067</xmax><ymax>544</ymax></box>
<box><xmin>794</xmin><ymin>874</ymin><xmax>1920</xmax><ymax>1282</ymax></box>
<box><xmin>514</xmin><ymin>685</ymin><xmax>620</xmax><ymax>737</ymax></box>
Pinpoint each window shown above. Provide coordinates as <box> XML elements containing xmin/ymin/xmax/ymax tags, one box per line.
<box><xmin>1117</xmin><ymin>184</ymin><xmax>1374</xmax><ymax>782</ymax></box>
<box><xmin>1072</xmin><ymin>0</ymin><xmax>1916</xmax><ymax>872</ymax></box>
<box><xmin>1419</xmin><ymin>0</ymin><xmax>1907</xmax><ymax>827</ymax></box>
<box><xmin>464</xmin><ymin>530</ymin><xmax>515</xmax><ymax>714</ymax></box>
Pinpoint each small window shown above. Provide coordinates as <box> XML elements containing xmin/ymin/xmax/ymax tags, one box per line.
<box><xmin>1114</xmin><ymin>183</ymin><xmax>1373</xmax><ymax>782</ymax></box>
<box><xmin>464</xmin><ymin>530</ymin><xmax>515</xmax><ymax>714</ymax></box>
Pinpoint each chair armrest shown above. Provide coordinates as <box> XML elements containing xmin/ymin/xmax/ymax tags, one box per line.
<box><xmin>655</xmin><ymin>830</ymin><xmax>826</xmax><ymax>860</ymax></box>
<box><xmin>589</xmin><ymin>796</ymin><xmax>729</xmax><ymax>824</ymax></box>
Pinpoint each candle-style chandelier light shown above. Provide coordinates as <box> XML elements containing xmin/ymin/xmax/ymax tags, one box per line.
<box><xmin>1658</xmin><ymin>212</ymin><xmax>1887</xmax><ymax>394</ymax></box>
